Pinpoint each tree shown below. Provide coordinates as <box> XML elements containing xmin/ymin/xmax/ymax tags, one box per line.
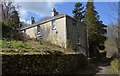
<box><xmin>105</xmin><ymin>25</ymin><xmax>118</xmax><ymax>58</ymax></box>
<box><xmin>72</xmin><ymin>2</ymin><xmax>84</xmax><ymax>21</ymax></box>
<box><xmin>106</xmin><ymin>2</ymin><xmax>120</xmax><ymax>58</ymax></box>
<box><xmin>1</xmin><ymin>1</ymin><xmax>21</xmax><ymax>29</ymax></box>
<box><xmin>84</xmin><ymin>1</ymin><xmax>107</xmax><ymax>57</ymax></box>
<box><xmin>2</xmin><ymin>1</ymin><xmax>14</xmax><ymax>21</ymax></box>
<box><xmin>1</xmin><ymin>1</ymin><xmax>22</xmax><ymax>40</ymax></box>
<box><xmin>10</xmin><ymin>10</ymin><xmax>21</xmax><ymax>30</ymax></box>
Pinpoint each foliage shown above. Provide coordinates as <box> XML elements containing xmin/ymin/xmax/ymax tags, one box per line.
<box><xmin>72</xmin><ymin>2</ymin><xmax>84</xmax><ymax>21</ymax></box>
<box><xmin>84</xmin><ymin>2</ymin><xmax>107</xmax><ymax>57</ymax></box>
<box><xmin>2</xmin><ymin>22</ymin><xmax>24</xmax><ymax>40</ymax></box>
<box><xmin>2</xmin><ymin>22</ymin><xmax>12</xmax><ymax>39</ymax></box>
<box><xmin>109</xmin><ymin>58</ymin><xmax>119</xmax><ymax>74</ymax></box>
<box><xmin>10</xmin><ymin>10</ymin><xmax>21</xmax><ymax>29</ymax></box>
<box><xmin>1</xmin><ymin>40</ymin><xmax>69</xmax><ymax>53</ymax></box>
<box><xmin>1</xmin><ymin>0</ymin><xmax>20</xmax><ymax>25</ymax></box>
<box><xmin>11</xmin><ymin>41</ymin><xmax>28</xmax><ymax>49</ymax></box>
<box><xmin>2</xmin><ymin>54</ymin><xmax>87</xmax><ymax>74</ymax></box>
<box><xmin>1</xmin><ymin>1</ymin><xmax>22</xmax><ymax>40</ymax></box>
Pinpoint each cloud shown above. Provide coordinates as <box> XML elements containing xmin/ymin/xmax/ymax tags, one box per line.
<box><xmin>17</xmin><ymin>2</ymin><xmax>54</xmax><ymax>16</ymax></box>
<box><xmin>10</xmin><ymin>0</ymin><xmax>119</xmax><ymax>2</ymax></box>
<box><xmin>20</xmin><ymin>17</ymin><xmax>31</xmax><ymax>24</ymax></box>
<box><xmin>14</xmin><ymin>2</ymin><xmax>60</xmax><ymax>24</ymax></box>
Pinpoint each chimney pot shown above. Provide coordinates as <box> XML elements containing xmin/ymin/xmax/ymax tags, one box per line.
<box><xmin>31</xmin><ymin>16</ymin><xmax>35</xmax><ymax>24</ymax></box>
<box><xmin>52</xmin><ymin>8</ymin><xmax>58</xmax><ymax>16</ymax></box>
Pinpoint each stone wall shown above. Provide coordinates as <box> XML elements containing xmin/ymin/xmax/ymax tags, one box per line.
<box><xmin>26</xmin><ymin>26</ymin><xmax>37</xmax><ymax>38</ymax></box>
<box><xmin>2</xmin><ymin>54</ymin><xmax>87</xmax><ymax>75</ymax></box>
<box><xmin>24</xmin><ymin>15</ymin><xmax>88</xmax><ymax>53</ymax></box>
<box><xmin>66</xmin><ymin>16</ymin><xmax>87</xmax><ymax>55</ymax></box>
<box><xmin>40</xmin><ymin>17</ymin><xmax>67</xmax><ymax>48</ymax></box>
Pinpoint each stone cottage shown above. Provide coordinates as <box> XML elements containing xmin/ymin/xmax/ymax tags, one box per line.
<box><xmin>21</xmin><ymin>8</ymin><xmax>88</xmax><ymax>55</ymax></box>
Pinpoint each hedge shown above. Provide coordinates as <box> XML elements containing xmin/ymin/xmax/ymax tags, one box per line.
<box><xmin>2</xmin><ymin>54</ymin><xmax>87</xmax><ymax>75</ymax></box>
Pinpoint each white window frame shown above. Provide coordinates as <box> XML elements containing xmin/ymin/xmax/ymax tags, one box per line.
<box><xmin>52</xmin><ymin>20</ymin><xmax>56</xmax><ymax>30</ymax></box>
<box><xmin>37</xmin><ymin>25</ymin><xmax>42</xmax><ymax>39</ymax></box>
<box><xmin>37</xmin><ymin>25</ymin><xmax>40</xmax><ymax>32</ymax></box>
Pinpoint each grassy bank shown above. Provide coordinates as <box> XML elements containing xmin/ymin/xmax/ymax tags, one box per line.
<box><xmin>0</xmin><ymin>39</ymin><xmax>78</xmax><ymax>54</ymax></box>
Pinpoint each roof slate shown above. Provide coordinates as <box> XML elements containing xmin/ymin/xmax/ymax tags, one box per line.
<box><xmin>21</xmin><ymin>14</ymin><xmax>66</xmax><ymax>30</ymax></box>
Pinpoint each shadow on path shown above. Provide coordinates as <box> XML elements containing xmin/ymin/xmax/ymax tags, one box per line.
<box><xmin>84</xmin><ymin>53</ymin><xmax>113</xmax><ymax>75</ymax></box>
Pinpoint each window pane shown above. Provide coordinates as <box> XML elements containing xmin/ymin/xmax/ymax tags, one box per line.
<box><xmin>52</xmin><ymin>20</ymin><xmax>56</xmax><ymax>29</ymax></box>
<box><xmin>37</xmin><ymin>25</ymin><xmax>40</xmax><ymax>32</ymax></box>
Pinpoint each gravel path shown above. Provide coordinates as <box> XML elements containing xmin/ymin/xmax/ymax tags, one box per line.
<box><xmin>96</xmin><ymin>66</ymin><xmax>111</xmax><ymax>74</ymax></box>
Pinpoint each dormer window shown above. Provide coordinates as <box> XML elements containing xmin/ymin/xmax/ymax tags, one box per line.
<box><xmin>52</xmin><ymin>20</ymin><xmax>56</xmax><ymax>30</ymax></box>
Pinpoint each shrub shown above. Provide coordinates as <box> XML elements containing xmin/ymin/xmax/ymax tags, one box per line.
<box><xmin>2</xmin><ymin>40</ymin><xmax>11</xmax><ymax>48</ymax></box>
<box><xmin>110</xmin><ymin>58</ymin><xmax>118</xmax><ymax>74</ymax></box>
<box><xmin>11</xmin><ymin>41</ymin><xmax>33</xmax><ymax>50</ymax></box>
<box><xmin>1</xmin><ymin>40</ymin><xmax>76</xmax><ymax>53</ymax></box>
<box><xmin>2</xmin><ymin>54</ymin><xmax>87</xmax><ymax>74</ymax></box>
<box><xmin>11</xmin><ymin>41</ymin><xmax>26</xmax><ymax>49</ymax></box>
<box><xmin>2</xmin><ymin>40</ymin><xmax>33</xmax><ymax>52</ymax></box>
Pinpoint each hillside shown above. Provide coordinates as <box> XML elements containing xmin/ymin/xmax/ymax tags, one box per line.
<box><xmin>0</xmin><ymin>40</ymin><xmax>78</xmax><ymax>54</ymax></box>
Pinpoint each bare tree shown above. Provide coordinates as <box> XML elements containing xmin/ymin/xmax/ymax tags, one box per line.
<box><xmin>107</xmin><ymin>3</ymin><xmax>120</xmax><ymax>58</ymax></box>
<box><xmin>1</xmin><ymin>0</ymin><xmax>15</xmax><ymax>21</ymax></box>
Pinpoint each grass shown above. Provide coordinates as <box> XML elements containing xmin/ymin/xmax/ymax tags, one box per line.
<box><xmin>1</xmin><ymin>39</ymin><xmax>76</xmax><ymax>54</ymax></box>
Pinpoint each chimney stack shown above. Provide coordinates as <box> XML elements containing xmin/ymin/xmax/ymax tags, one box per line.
<box><xmin>31</xmin><ymin>16</ymin><xmax>35</xmax><ymax>24</ymax></box>
<box><xmin>52</xmin><ymin>8</ymin><xmax>58</xmax><ymax>16</ymax></box>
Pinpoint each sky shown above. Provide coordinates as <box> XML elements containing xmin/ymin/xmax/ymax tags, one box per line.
<box><xmin>15</xmin><ymin>2</ymin><xmax>118</xmax><ymax>25</ymax></box>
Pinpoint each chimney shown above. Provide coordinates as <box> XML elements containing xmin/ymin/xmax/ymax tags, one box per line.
<box><xmin>31</xmin><ymin>16</ymin><xmax>35</xmax><ymax>24</ymax></box>
<box><xmin>52</xmin><ymin>8</ymin><xmax>58</xmax><ymax>16</ymax></box>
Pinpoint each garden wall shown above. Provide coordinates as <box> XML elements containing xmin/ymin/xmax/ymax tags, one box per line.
<box><xmin>2</xmin><ymin>54</ymin><xmax>87</xmax><ymax>75</ymax></box>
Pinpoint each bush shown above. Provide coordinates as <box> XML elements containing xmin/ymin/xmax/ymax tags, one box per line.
<box><xmin>2</xmin><ymin>40</ymin><xmax>34</xmax><ymax>52</ymax></box>
<box><xmin>110</xmin><ymin>58</ymin><xmax>118</xmax><ymax>74</ymax></box>
<box><xmin>1</xmin><ymin>40</ymin><xmax>65</xmax><ymax>53</ymax></box>
<box><xmin>2</xmin><ymin>54</ymin><xmax>87</xmax><ymax>74</ymax></box>
<box><xmin>2</xmin><ymin>22</ymin><xmax>26</xmax><ymax>41</ymax></box>
<box><xmin>11</xmin><ymin>41</ymin><xmax>26</xmax><ymax>49</ymax></box>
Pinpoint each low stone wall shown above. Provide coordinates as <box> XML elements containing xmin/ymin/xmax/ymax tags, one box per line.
<box><xmin>2</xmin><ymin>54</ymin><xmax>87</xmax><ymax>75</ymax></box>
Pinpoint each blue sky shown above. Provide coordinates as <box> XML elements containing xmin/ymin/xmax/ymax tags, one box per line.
<box><xmin>17</xmin><ymin>2</ymin><xmax>118</xmax><ymax>25</ymax></box>
<box><xmin>55</xmin><ymin>2</ymin><xmax>118</xmax><ymax>25</ymax></box>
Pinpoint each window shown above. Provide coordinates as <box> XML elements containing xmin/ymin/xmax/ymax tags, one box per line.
<box><xmin>37</xmin><ymin>25</ymin><xmax>42</xmax><ymax>39</ymax></box>
<box><xmin>77</xmin><ymin>36</ymin><xmax>81</xmax><ymax>46</ymax></box>
<box><xmin>52</xmin><ymin>20</ymin><xmax>56</xmax><ymax>30</ymax></box>
<box><xmin>37</xmin><ymin>25</ymin><xmax>40</xmax><ymax>32</ymax></box>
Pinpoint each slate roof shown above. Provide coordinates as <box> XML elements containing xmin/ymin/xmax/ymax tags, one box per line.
<box><xmin>20</xmin><ymin>14</ymin><xmax>67</xmax><ymax>30</ymax></box>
